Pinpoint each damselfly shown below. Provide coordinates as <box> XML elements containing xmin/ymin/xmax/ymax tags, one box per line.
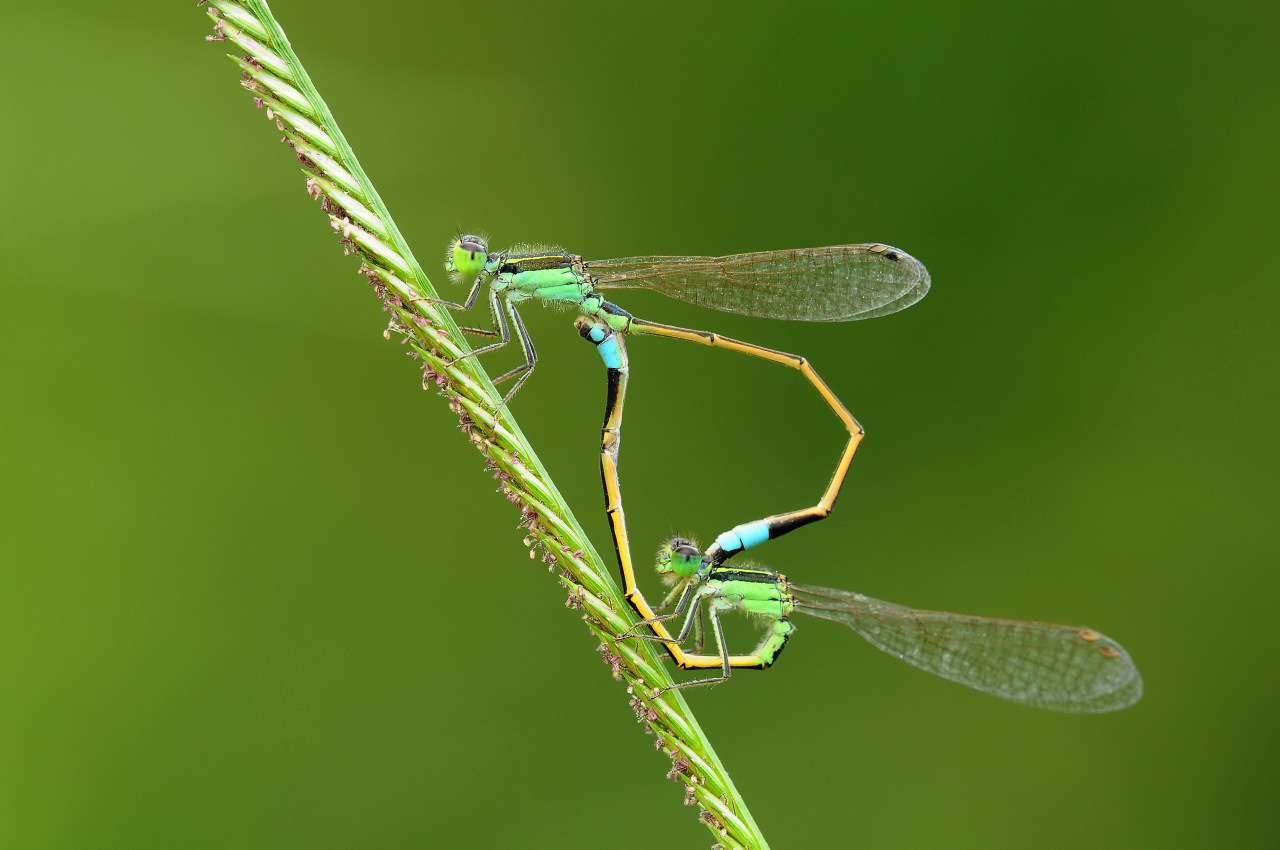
<box><xmin>579</xmin><ymin>325</ymin><xmax>1141</xmax><ymax>708</ymax></box>
<box><xmin>619</xmin><ymin>537</ymin><xmax>1142</xmax><ymax>711</ymax></box>
<box><xmin>434</xmin><ymin>235</ymin><xmax>929</xmax><ymax>605</ymax></box>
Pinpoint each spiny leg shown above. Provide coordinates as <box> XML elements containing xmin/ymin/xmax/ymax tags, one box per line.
<box><xmin>417</xmin><ymin>277</ymin><xmax>501</xmax><ymax>337</ymax></box>
<box><xmin>689</xmin><ymin>601</ymin><xmax>707</xmax><ymax>654</ymax></box>
<box><xmin>662</xmin><ymin>606</ymin><xmax>733</xmax><ymax>691</ymax></box>
<box><xmin>622</xmin><ymin>581</ymin><xmax>699</xmax><ymax>642</ymax></box>
<box><xmin>489</xmin><ymin>300</ymin><xmax>537</xmax><ymax>411</ymax></box>
<box><xmin>655</xmin><ymin>578</ymin><xmax>687</xmax><ymax>612</ymax></box>
<box><xmin>413</xmin><ymin>275</ymin><xmax>484</xmax><ymax>312</ymax></box>
<box><xmin>448</xmin><ymin>286</ymin><xmax>510</xmax><ymax>363</ymax></box>
<box><xmin>413</xmin><ymin>277</ymin><xmax>502</xmax><ymax>338</ymax></box>
<box><xmin>626</xmin><ymin>593</ymin><xmax>747</xmax><ymax>691</ymax></box>
<box><xmin>456</xmin><ymin>324</ymin><xmax>501</xmax><ymax>339</ymax></box>
<box><xmin>627</xmin><ymin>316</ymin><xmax>864</xmax><ymax>565</ymax></box>
<box><xmin>436</xmin><ymin>290</ymin><xmax>536</xmax><ymax>412</ymax></box>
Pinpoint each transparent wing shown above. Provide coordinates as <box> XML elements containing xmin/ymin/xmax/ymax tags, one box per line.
<box><xmin>791</xmin><ymin>583</ymin><xmax>1142</xmax><ymax>713</ymax></box>
<box><xmin>586</xmin><ymin>244</ymin><xmax>929</xmax><ymax>322</ymax></box>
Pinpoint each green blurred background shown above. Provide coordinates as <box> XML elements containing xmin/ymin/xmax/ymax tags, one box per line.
<box><xmin>2</xmin><ymin>1</ymin><xmax>1276</xmax><ymax>847</ymax></box>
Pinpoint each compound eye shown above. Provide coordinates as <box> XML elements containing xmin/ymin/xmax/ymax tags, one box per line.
<box><xmin>447</xmin><ymin>234</ymin><xmax>489</xmax><ymax>278</ymax></box>
<box><xmin>669</xmin><ymin>540</ymin><xmax>703</xmax><ymax>578</ymax></box>
<box><xmin>672</xmin><ymin>542</ymin><xmax>701</xmax><ymax>560</ymax></box>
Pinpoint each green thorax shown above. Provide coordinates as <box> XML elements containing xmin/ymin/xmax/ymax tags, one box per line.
<box><xmin>489</xmin><ymin>247</ymin><xmax>594</xmax><ymax>308</ymax></box>
<box><xmin>705</xmin><ymin>565</ymin><xmax>795</xmax><ymax>620</ymax></box>
<box><xmin>703</xmin><ymin>565</ymin><xmax>796</xmax><ymax>666</ymax></box>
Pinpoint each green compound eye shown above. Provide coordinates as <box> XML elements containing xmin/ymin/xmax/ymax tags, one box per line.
<box><xmin>670</xmin><ymin>547</ymin><xmax>701</xmax><ymax>577</ymax></box>
<box><xmin>447</xmin><ymin>234</ymin><xmax>489</xmax><ymax>278</ymax></box>
<box><xmin>658</xmin><ymin>537</ymin><xmax>702</xmax><ymax>578</ymax></box>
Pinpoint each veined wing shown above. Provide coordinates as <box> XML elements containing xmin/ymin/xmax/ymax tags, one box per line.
<box><xmin>791</xmin><ymin>583</ymin><xmax>1142</xmax><ymax>713</ymax></box>
<box><xmin>586</xmin><ymin>244</ymin><xmax>929</xmax><ymax>322</ymax></box>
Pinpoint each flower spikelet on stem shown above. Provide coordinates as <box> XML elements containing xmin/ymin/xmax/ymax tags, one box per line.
<box><xmin>201</xmin><ymin>3</ymin><xmax>769</xmax><ymax>847</ymax></box>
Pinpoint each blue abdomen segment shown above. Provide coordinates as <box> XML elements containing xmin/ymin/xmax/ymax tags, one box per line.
<box><xmin>578</xmin><ymin>322</ymin><xmax>624</xmax><ymax>368</ymax></box>
<box><xmin>594</xmin><ymin>336</ymin><xmax>623</xmax><ymax>369</ymax></box>
<box><xmin>713</xmin><ymin>520</ymin><xmax>771</xmax><ymax>557</ymax></box>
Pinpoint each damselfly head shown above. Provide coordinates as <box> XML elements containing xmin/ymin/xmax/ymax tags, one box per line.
<box><xmin>445</xmin><ymin>233</ymin><xmax>489</xmax><ymax>283</ymax></box>
<box><xmin>656</xmin><ymin>536</ymin><xmax>703</xmax><ymax>578</ymax></box>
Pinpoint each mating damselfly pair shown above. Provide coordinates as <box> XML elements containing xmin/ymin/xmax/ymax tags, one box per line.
<box><xmin>430</xmin><ymin>233</ymin><xmax>1142</xmax><ymax>712</ymax></box>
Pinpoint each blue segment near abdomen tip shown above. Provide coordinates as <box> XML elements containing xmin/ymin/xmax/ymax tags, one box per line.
<box><xmin>594</xmin><ymin>337</ymin><xmax>623</xmax><ymax>369</ymax></box>
<box><xmin>714</xmin><ymin>520</ymin><xmax>771</xmax><ymax>555</ymax></box>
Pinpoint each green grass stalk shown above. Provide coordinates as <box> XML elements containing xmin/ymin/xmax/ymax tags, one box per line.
<box><xmin>200</xmin><ymin>2</ymin><xmax>770</xmax><ymax>846</ymax></box>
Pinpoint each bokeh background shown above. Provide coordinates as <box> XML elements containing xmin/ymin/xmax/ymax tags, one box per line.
<box><xmin>2</xmin><ymin>1</ymin><xmax>1276</xmax><ymax>847</ymax></box>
